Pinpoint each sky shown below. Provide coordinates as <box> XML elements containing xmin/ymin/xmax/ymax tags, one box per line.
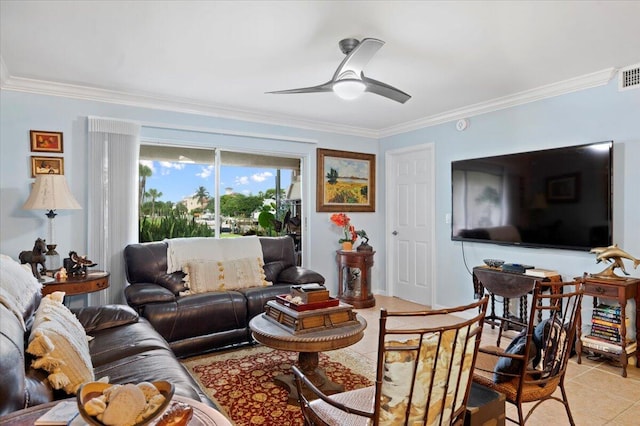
<box><xmin>140</xmin><ymin>160</ymin><xmax>292</xmax><ymax>203</ymax></box>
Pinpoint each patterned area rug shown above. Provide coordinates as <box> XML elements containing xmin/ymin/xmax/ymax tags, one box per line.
<box><xmin>182</xmin><ymin>345</ymin><xmax>375</xmax><ymax>425</ymax></box>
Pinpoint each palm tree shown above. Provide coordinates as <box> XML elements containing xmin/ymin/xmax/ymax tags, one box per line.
<box><xmin>193</xmin><ymin>186</ymin><xmax>210</xmax><ymax>212</ymax></box>
<box><xmin>146</xmin><ymin>188</ymin><xmax>163</xmax><ymax>218</ymax></box>
<box><xmin>139</xmin><ymin>164</ymin><xmax>153</xmax><ymax>208</ymax></box>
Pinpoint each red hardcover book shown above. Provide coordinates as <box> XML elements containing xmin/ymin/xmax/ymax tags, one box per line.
<box><xmin>276</xmin><ymin>294</ymin><xmax>339</xmax><ymax>311</ymax></box>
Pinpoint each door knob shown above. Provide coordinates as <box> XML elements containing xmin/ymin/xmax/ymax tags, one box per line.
<box><xmin>392</xmin><ymin>231</ymin><xmax>398</xmax><ymax>236</ymax></box>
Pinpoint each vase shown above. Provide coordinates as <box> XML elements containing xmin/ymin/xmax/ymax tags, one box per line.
<box><xmin>341</xmin><ymin>241</ymin><xmax>353</xmax><ymax>251</ymax></box>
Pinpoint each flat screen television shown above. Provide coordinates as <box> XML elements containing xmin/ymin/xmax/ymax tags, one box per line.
<box><xmin>451</xmin><ymin>141</ymin><xmax>612</xmax><ymax>251</ymax></box>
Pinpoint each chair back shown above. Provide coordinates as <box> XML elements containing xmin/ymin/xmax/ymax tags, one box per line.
<box><xmin>518</xmin><ymin>280</ymin><xmax>583</xmax><ymax>392</ymax></box>
<box><xmin>372</xmin><ymin>296</ymin><xmax>488</xmax><ymax>426</ymax></box>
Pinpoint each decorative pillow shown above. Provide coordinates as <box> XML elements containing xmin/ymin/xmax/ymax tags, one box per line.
<box><xmin>378</xmin><ymin>327</ymin><xmax>474</xmax><ymax>426</ymax></box>
<box><xmin>533</xmin><ymin>318</ymin><xmax>566</xmax><ymax>377</ymax></box>
<box><xmin>183</xmin><ymin>257</ymin><xmax>272</xmax><ymax>294</ymax></box>
<box><xmin>493</xmin><ymin>329</ymin><xmax>536</xmax><ymax>383</ymax></box>
<box><xmin>0</xmin><ymin>254</ymin><xmax>43</xmax><ymax>331</ymax></box>
<box><xmin>26</xmin><ymin>292</ymin><xmax>94</xmax><ymax>394</ymax></box>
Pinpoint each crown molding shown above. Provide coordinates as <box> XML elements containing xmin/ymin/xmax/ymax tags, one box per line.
<box><xmin>1</xmin><ymin>65</ymin><xmax>616</xmax><ymax>140</ymax></box>
<box><xmin>378</xmin><ymin>67</ymin><xmax>618</xmax><ymax>138</ymax></box>
<box><xmin>0</xmin><ymin>75</ymin><xmax>379</xmax><ymax>139</ymax></box>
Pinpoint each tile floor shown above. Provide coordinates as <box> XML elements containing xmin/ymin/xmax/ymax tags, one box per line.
<box><xmin>348</xmin><ymin>295</ymin><xmax>640</xmax><ymax>425</ymax></box>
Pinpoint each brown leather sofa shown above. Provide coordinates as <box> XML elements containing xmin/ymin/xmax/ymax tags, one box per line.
<box><xmin>123</xmin><ymin>236</ymin><xmax>325</xmax><ymax>358</ymax></box>
<box><xmin>0</xmin><ymin>291</ymin><xmax>216</xmax><ymax>417</ymax></box>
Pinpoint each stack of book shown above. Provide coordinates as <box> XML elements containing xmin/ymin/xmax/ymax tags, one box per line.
<box><xmin>581</xmin><ymin>303</ymin><xmax>636</xmax><ymax>355</ymax></box>
<box><xmin>590</xmin><ymin>304</ymin><xmax>624</xmax><ymax>343</ymax></box>
<box><xmin>523</xmin><ymin>268</ymin><xmax>558</xmax><ymax>278</ymax></box>
<box><xmin>291</xmin><ymin>283</ymin><xmax>330</xmax><ymax>303</ymax></box>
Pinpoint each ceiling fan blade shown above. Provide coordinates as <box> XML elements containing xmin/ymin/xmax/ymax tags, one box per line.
<box><xmin>266</xmin><ymin>81</ymin><xmax>333</xmax><ymax>95</ymax></box>
<box><xmin>333</xmin><ymin>38</ymin><xmax>384</xmax><ymax>80</ymax></box>
<box><xmin>362</xmin><ymin>75</ymin><xmax>411</xmax><ymax>104</ymax></box>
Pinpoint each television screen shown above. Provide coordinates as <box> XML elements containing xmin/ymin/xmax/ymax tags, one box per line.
<box><xmin>451</xmin><ymin>141</ymin><xmax>612</xmax><ymax>251</ymax></box>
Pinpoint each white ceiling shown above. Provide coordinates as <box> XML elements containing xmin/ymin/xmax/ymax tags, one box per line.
<box><xmin>1</xmin><ymin>1</ymin><xmax>639</xmax><ymax>137</ymax></box>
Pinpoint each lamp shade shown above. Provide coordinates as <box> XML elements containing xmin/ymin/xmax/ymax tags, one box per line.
<box><xmin>23</xmin><ymin>175</ymin><xmax>82</xmax><ymax>211</ymax></box>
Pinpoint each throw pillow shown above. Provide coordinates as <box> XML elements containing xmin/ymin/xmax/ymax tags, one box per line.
<box><xmin>27</xmin><ymin>291</ymin><xmax>94</xmax><ymax>394</ymax></box>
<box><xmin>183</xmin><ymin>257</ymin><xmax>272</xmax><ymax>294</ymax></box>
<box><xmin>0</xmin><ymin>254</ymin><xmax>43</xmax><ymax>331</ymax></box>
<box><xmin>533</xmin><ymin>318</ymin><xmax>566</xmax><ymax>377</ymax></box>
<box><xmin>493</xmin><ymin>329</ymin><xmax>536</xmax><ymax>383</ymax></box>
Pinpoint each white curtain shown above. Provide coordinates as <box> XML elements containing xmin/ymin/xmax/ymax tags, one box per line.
<box><xmin>87</xmin><ymin>117</ymin><xmax>140</xmax><ymax>305</ymax></box>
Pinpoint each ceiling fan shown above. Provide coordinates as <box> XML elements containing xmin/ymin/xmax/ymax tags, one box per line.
<box><xmin>267</xmin><ymin>38</ymin><xmax>411</xmax><ymax>104</ymax></box>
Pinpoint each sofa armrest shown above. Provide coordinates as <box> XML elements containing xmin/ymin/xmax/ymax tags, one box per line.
<box><xmin>277</xmin><ymin>266</ymin><xmax>325</xmax><ymax>285</ymax></box>
<box><xmin>124</xmin><ymin>283</ymin><xmax>176</xmax><ymax>309</ymax></box>
<box><xmin>72</xmin><ymin>304</ymin><xmax>139</xmax><ymax>333</ymax></box>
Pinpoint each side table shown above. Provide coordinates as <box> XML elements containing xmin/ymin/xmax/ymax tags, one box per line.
<box><xmin>336</xmin><ymin>249</ymin><xmax>376</xmax><ymax>308</ymax></box>
<box><xmin>250</xmin><ymin>311</ymin><xmax>367</xmax><ymax>404</ymax></box>
<box><xmin>41</xmin><ymin>270</ymin><xmax>109</xmax><ymax>297</ymax></box>
<box><xmin>473</xmin><ymin>266</ymin><xmax>561</xmax><ymax>329</ymax></box>
<box><xmin>575</xmin><ymin>275</ymin><xmax>639</xmax><ymax>377</ymax></box>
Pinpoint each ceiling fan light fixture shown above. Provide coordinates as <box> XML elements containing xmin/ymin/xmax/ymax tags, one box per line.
<box><xmin>332</xmin><ymin>79</ymin><xmax>366</xmax><ymax>100</ymax></box>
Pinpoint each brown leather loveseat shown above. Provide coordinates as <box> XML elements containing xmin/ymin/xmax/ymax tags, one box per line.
<box><xmin>123</xmin><ymin>236</ymin><xmax>325</xmax><ymax>358</ymax></box>
<box><xmin>0</xmin><ymin>279</ymin><xmax>216</xmax><ymax>418</ymax></box>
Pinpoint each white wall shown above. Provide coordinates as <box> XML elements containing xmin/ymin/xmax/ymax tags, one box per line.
<box><xmin>380</xmin><ymin>78</ymin><xmax>640</xmax><ymax>310</ymax></box>
<box><xmin>0</xmin><ymin>91</ymin><xmax>379</xmax><ymax>298</ymax></box>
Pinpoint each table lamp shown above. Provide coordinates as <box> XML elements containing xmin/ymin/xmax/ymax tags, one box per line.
<box><xmin>23</xmin><ymin>174</ymin><xmax>82</xmax><ymax>271</ymax></box>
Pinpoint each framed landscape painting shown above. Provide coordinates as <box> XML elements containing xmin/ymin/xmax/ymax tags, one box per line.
<box><xmin>316</xmin><ymin>148</ymin><xmax>375</xmax><ymax>212</ymax></box>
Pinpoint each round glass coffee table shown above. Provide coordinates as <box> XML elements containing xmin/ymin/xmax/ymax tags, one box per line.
<box><xmin>249</xmin><ymin>312</ymin><xmax>367</xmax><ymax>403</ymax></box>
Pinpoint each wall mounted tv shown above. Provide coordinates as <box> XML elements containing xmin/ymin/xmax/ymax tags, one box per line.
<box><xmin>451</xmin><ymin>141</ymin><xmax>612</xmax><ymax>251</ymax></box>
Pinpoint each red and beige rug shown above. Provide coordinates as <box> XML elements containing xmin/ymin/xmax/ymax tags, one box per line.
<box><xmin>182</xmin><ymin>345</ymin><xmax>375</xmax><ymax>425</ymax></box>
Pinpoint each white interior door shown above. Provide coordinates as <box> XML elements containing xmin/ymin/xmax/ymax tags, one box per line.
<box><xmin>385</xmin><ymin>144</ymin><xmax>435</xmax><ymax>306</ymax></box>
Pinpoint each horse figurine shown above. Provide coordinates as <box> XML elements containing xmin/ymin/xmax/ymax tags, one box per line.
<box><xmin>19</xmin><ymin>238</ymin><xmax>47</xmax><ymax>280</ymax></box>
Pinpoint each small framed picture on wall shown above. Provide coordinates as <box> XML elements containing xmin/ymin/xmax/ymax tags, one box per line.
<box><xmin>30</xmin><ymin>130</ymin><xmax>63</xmax><ymax>153</ymax></box>
<box><xmin>31</xmin><ymin>156</ymin><xmax>64</xmax><ymax>177</ymax></box>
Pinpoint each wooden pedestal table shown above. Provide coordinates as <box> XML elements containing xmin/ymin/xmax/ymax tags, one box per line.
<box><xmin>0</xmin><ymin>395</ymin><xmax>232</xmax><ymax>426</ymax></box>
<box><xmin>249</xmin><ymin>311</ymin><xmax>367</xmax><ymax>404</ymax></box>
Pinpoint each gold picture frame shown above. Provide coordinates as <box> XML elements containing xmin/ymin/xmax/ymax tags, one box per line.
<box><xmin>30</xmin><ymin>130</ymin><xmax>63</xmax><ymax>153</ymax></box>
<box><xmin>31</xmin><ymin>156</ymin><xmax>64</xmax><ymax>177</ymax></box>
<box><xmin>316</xmin><ymin>148</ymin><xmax>375</xmax><ymax>212</ymax></box>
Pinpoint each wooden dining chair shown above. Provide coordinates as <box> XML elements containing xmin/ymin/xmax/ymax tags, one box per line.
<box><xmin>292</xmin><ymin>296</ymin><xmax>489</xmax><ymax>426</ymax></box>
<box><xmin>472</xmin><ymin>279</ymin><xmax>584</xmax><ymax>425</ymax></box>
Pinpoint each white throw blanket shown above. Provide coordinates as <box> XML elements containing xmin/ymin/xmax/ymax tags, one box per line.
<box><xmin>0</xmin><ymin>254</ymin><xmax>43</xmax><ymax>330</ymax></box>
<box><xmin>165</xmin><ymin>236</ymin><xmax>264</xmax><ymax>273</ymax></box>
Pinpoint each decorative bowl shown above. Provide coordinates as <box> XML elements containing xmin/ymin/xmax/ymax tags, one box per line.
<box><xmin>77</xmin><ymin>381</ymin><xmax>174</xmax><ymax>426</ymax></box>
<box><xmin>483</xmin><ymin>259</ymin><xmax>505</xmax><ymax>268</ymax></box>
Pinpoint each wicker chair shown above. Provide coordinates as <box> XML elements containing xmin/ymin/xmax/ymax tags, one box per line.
<box><xmin>292</xmin><ymin>297</ymin><xmax>489</xmax><ymax>426</ymax></box>
<box><xmin>472</xmin><ymin>279</ymin><xmax>584</xmax><ymax>425</ymax></box>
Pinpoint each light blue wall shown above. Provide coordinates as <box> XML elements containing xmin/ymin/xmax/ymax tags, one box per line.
<box><xmin>2</xmin><ymin>79</ymin><xmax>638</xmax><ymax>309</ymax></box>
<box><xmin>0</xmin><ymin>91</ymin><xmax>379</xmax><ymax>296</ymax></box>
<box><xmin>380</xmin><ymin>78</ymin><xmax>640</xmax><ymax>309</ymax></box>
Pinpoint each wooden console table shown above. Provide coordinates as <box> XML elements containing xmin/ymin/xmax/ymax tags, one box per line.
<box><xmin>472</xmin><ymin>266</ymin><xmax>561</xmax><ymax>329</ymax></box>
<box><xmin>336</xmin><ymin>250</ymin><xmax>376</xmax><ymax>308</ymax></box>
<box><xmin>575</xmin><ymin>276</ymin><xmax>639</xmax><ymax>377</ymax></box>
<box><xmin>41</xmin><ymin>270</ymin><xmax>109</xmax><ymax>297</ymax></box>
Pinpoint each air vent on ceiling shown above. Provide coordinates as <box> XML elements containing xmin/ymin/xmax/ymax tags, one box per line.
<box><xmin>618</xmin><ymin>64</ymin><xmax>640</xmax><ymax>91</ymax></box>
